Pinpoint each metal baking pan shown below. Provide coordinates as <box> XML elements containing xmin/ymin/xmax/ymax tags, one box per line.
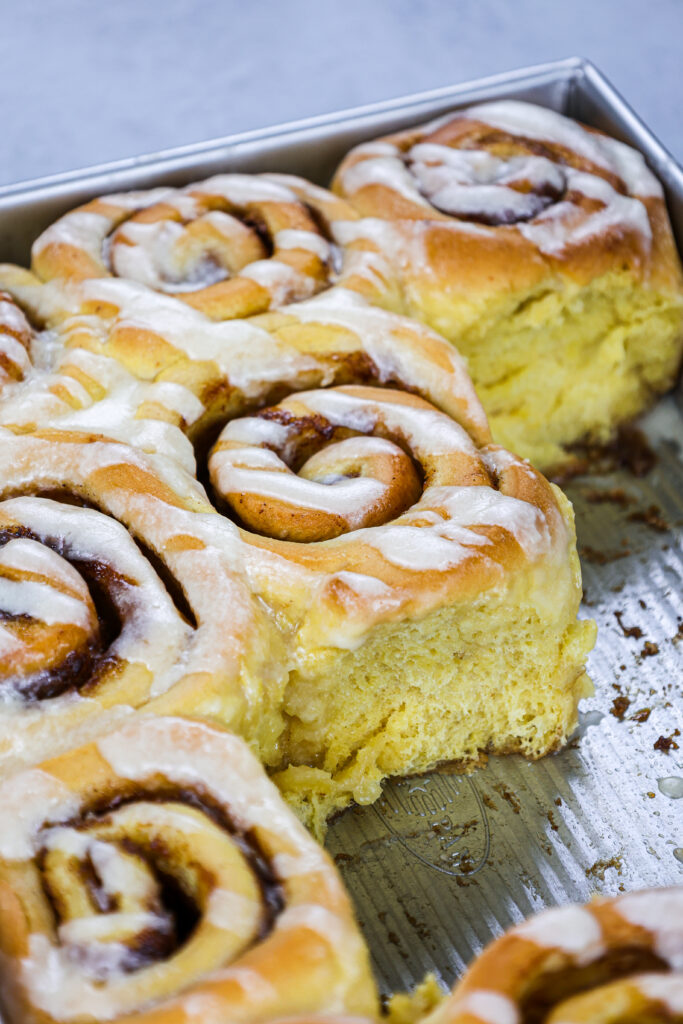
<box><xmin>1</xmin><ymin>57</ymin><xmax>682</xmax><ymax>1002</ymax></box>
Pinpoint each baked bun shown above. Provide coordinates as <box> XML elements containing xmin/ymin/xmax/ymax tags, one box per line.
<box><xmin>333</xmin><ymin>100</ymin><xmax>683</xmax><ymax>471</ymax></box>
<box><xmin>424</xmin><ymin>887</ymin><xmax>683</xmax><ymax>1023</ymax></box>
<box><xmin>205</xmin><ymin>369</ymin><xmax>594</xmax><ymax>832</ymax></box>
<box><xmin>0</xmin><ymin>716</ymin><xmax>378</xmax><ymax>1024</ymax></box>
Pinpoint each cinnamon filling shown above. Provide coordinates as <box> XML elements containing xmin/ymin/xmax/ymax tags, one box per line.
<box><xmin>0</xmin><ymin>524</ymin><xmax>124</xmax><ymax>701</ymax></box>
<box><xmin>519</xmin><ymin>948</ymin><xmax>669</xmax><ymax>1024</ymax></box>
<box><xmin>38</xmin><ymin>784</ymin><xmax>284</xmax><ymax>973</ymax></box>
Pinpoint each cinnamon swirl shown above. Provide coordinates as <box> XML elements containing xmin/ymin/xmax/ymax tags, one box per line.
<box><xmin>27</xmin><ymin>173</ymin><xmax>388</xmax><ymax>319</ymax></box>
<box><xmin>0</xmin><ymin>430</ymin><xmax>285</xmax><ymax>775</ymax></box>
<box><xmin>333</xmin><ymin>100</ymin><xmax>683</xmax><ymax>471</ymax></box>
<box><xmin>0</xmin><ymin>715</ymin><xmax>378</xmax><ymax>1024</ymax></box>
<box><xmin>424</xmin><ymin>887</ymin><xmax>683</xmax><ymax>1024</ymax></box>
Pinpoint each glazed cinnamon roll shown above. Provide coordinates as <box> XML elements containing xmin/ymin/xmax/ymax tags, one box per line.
<box><xmin>333</xmin><ymin>100</ymin><xmax>683</xmax><ymax>471</ymax></box>
<box><xmin>27</xmin><ymin>173</ymin><xmax>391</xmax><ymax>320</ymax></box>
<box><xmin>0</xmin><ymin>429</ymin><xmax>285</xmax><ymax>775</ymax></box>
<box><xmin>205</xmin><ymin>380</ymin><xmax>595</xmax><ymax>832</ymax></box>
<box><xmin>0</xmin><ymin>268</ymin><xmax>485</xmax><ymax>452</ymax></box>
<box><xmin>0</xmin><ymin>716</ymin><xmax>379</xmax><ymax>1024</ymax></box>
<box><xmin>424</xmin><ymin>887</ymin><xmax>683</xmax><ymax>1024</ymax></box>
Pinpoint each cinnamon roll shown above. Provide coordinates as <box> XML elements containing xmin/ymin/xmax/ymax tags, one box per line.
<box><xmin>0</xmin><ymin>429</ymin><xmax>285</xmax><ymax>775</ymax></box>
<box><xmin>27</xmin><ymin>174</ymin><xmax>390</xmax><ymax>320</ymax></box>
<box><xmin>0</xmin><ymin>267</ymin><xmax>198</xmax><ymax>468</ymax></box>
<box><xmin>424</xmin><ymin>887</ymin><xmax>683</xmax><ymax>1024</ymax></box>
<box><xmin>333</xmin><ymin>100</ymin><xmax>683</xmax><ymax>471</ymax></box>
<box><xmin>0</xmin><ymin>268</ymin><xmax>485</xmax><ymax>452</ymax></box>
<box><xmin>206</xmin><ymin>380</ymin><xmax>595</xmax><ymax>832</ymax></box>
<box><xmin>0</xmin><ymin>715</ymin><xmax>379</xmax><ymax>1024</ymax></box>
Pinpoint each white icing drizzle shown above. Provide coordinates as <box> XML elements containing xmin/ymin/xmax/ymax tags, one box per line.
<box><xmin>410</xmin><ymin>145</ymin><xmax>566</xmax><ymax>222</ymax></box>
<box><xmin>331</xmin><ymin>570</ymin><xmax>394</xmax><ymax>598</ymax></box>
<box><xmin>274</xmin><ymin>903</ymin><xmax>349</xmax><ymax>947</ymax></box>
<box><xmin>19</xmin><ymin>933</ymin><xmax>132</xmax><ymax>1019</ymax></box>
<box><xmin>342</xmin><ymin>154</ymin><xmax>429</xmax><ymax>207</ymax></box>
<box><xmin>0</xmin><ymin>340</ymin><xmax>200</xmax><ymax>473</ymax></box>
<box><xmin>0</xmin><ymin>537</ymin><xmax>97</xmax><ymax>630</ymax></box>
<box><xmin>78</xmin><ymin>277</ymin><xmax>322</xmax><ymax>390</ymax></box>
<box><xmin>240</xmin><ymin>258</ymin><xmax>314</xmax><ymax>302</ymax></box>
<box><xmin>111</xmin><ymin>220</ymin><xmax>231</xmax><ymax>293</ymax></box>
<box><xmin>205</xmin><ymin>889</ymin><xmax>262</xmax><ymax>934</ymax></box>
<box><xmin>271</xmin><ymin>847</ymin><xmax>331</xmax><ymax>879</ymax></box>
<box><xmin>33</xmin><ymin>172</ymin><xmax>336</xmax><ymax>315</ymax></box>
<box><xmin>515</xmin><ymin>904</ymin><xmax>604</xmax><ymax>961</ymax></box>
<box><xmin>616</xmin><ymin>889</ymin><xmax>683</xmax><ymax>969</ymax></box>
<box><xmin>636</xmin><ymin>974</ymin><xmax>683</xmax><ymax>1014</ymax></box>
<box><xmin>275</xmin><ymin>229</ymin><xmax>331</xmax><ymax>260</ymax></box>
<box><xmin>32</xmin><ymin>188</ymin><xmax>173</xmax><ymax>267</ymax></box>
<box><xmin>0</xmin><ymin>626</ymin><xmax>25</xmax><ymax>656</ymax></box>
<box><xmin>16</xmin><ymin>273</ymin><xmax>489</xmax><ymax>458</ymax></box>
<box><xmin>0</xmin><ymin>297</ymin><xmax>33</xmax><ymax>384</ymax></box>
<box><xmin>0</xmin><ymin>715</ymin><xmax>368</xmax><ymax>1023</ymax></box>
<box><xmin>0</xmin><ymin>333</ymin><xmax>31</xmax><ymax>378</ymax></box>
<box><xmin>356</xmin><ymin>483</ymin><xmax>550</xmax><ymax>572</ymax></box>
<box><xmin>452</xmin><ymin>990</ymin><xmax>519</xmax><ymax>1024</ymax></box>
<box><xmin>299</xmin><ymin>387</ymin><xmax>476</xmax><ymax>455</ymax></box>
<box><xmin>35</xmin><ymin>210</ymin><xmax>113</xmax><ymax>265</ymax></box>
<box><xmin>58</xmin><ymin>912</ymin><xmax>168</xmax><ymax>946</ymax></box>
<box><xmin>196</xmin><ymin>174</ymin><xmax>299</xmax><ymax>206</ymax></box>
<box><xmin>0</xmin><ymin>770</ymin><xmax>79</xmax><ymax>859</ymax></box>
<box><xmin>0</xmin><ymin>496</ymin><xmax>191</xmax><ymax>676</ymax></box>
<box><xmin>221</xmin><ymin>416</ymin><xmax>291</xmax><ymax>447</ymax></box>
<box><xmin>214</xmin><ymin>452</ymin><xmax>389</xmax><ymax>521</ymax></box>
<box><xmin>517</xmin><ymin>167</ymin><xmax>652</xmax><ymax>255</ymax></box>
<box><xmin>0</xmin><ymin>298</ymin><xmax>31</xmax><ymax>333</ymax></box>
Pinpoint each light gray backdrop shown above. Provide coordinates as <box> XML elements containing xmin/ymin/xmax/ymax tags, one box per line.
<box><xmin>2</xmin><ymin>0</ymin><xmax>681</xmax><ymax>187</ymax></box>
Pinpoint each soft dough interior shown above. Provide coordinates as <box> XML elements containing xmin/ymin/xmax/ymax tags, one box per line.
<box><xmin>271</xmin><ymin>488</ymin><xmax>596</xmax><ymax>836</ymax></box>
<box><xmin>409</xmin><ymin>270</ymin><xmax>683</xmax><ymax>472</ymax></box>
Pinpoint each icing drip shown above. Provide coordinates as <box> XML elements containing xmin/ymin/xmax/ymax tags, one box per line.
<box><xmin>615</xmin><ymin>889</ymin><xmax>683</xmax><ymax>969</ymax></box>
<box><xmin>410</xmin><ymin>146</ymin><xmax>566</xmax><ymax>224</ymax></box>
<box><xmin>514</xmin><ymin>904</ymin><xmax>604</xmax><ymax>962</ymax></box>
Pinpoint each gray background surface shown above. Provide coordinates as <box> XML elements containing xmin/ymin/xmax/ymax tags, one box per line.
<box><xmin>2</xmin><ymin>0</ymin><xmax>681</xmax><ymax>188</ymax></box>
